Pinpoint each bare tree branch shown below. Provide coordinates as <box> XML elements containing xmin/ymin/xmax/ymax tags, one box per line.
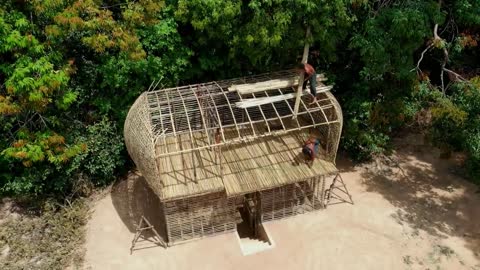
<box><xmin>440</xmin><ymin>64</ymin><xmax>446</xmax><ymax>95</ymax></box>
<box><xmin>443</xmin><ymin>68</ymin><xmax>470</xmax><ymax>82</ymax></box>
<box><xmin>412</xmin><ymin>0</ymin><xmax>472</xmax><ymax>95</ymax></box>
<box><xmin>434</xmin><ymin>24</ymin><xmax>440</xmax><ymax>40</ymax></box>
<box><xmin>373</xmin><ymin>0</ymin><xmax>394</xmax><ymax>16</ymax></box>
<box><xmin>411</xmin><ymin>43</ymin><xmax>433</xmax><ymax>73</ymax></box>
<box><xmin>433</xmin><ymin>18</ymin><xmax>450</xmax><ymax>95</ymax></box>
<box><xmin>36</xmin><ymin>113</ymin><xmax>48</xmax><ymax>129</ymax></box>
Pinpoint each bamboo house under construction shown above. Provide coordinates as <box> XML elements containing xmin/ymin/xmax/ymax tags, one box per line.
<box><xmin>124</xmin><ymin>70</ymin><xmax>343</xmax><ymax>245</ymax></box>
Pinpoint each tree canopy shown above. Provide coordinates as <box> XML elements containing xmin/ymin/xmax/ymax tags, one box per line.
<box><xmin>1</xmin><ymin>0</ymin><xmax>479</xmax><ymax>196</ymax></box>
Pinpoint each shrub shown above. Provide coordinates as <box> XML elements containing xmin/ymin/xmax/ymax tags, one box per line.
<box><xmin>465</xmin><ymin>132</ymin><xmax>480</xmax><ymax>183</ymax></box>
<box><xmin>67</xmin><ymin>117</ymin><xmax>126</xmax><ymax>186</ymax></box>
<box><xmin>428</xmin><ymin>80</ymin><xmax>480</xmax><ymax>181</ymax></box>
<box><xmin>430</xmin><ymin>98</ymin><xmax>468</xmax><ymax>150</ymax></box>
<box><xmin>340</xmin><ymin>83</ymin><xmax>390</xmax><ymax>161</ymax></box>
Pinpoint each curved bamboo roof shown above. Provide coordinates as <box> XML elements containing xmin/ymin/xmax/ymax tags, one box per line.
<box><xmin>124</xmin><ymin>70</ymin><xmax>343</xmax><ymax>201</ymax></box>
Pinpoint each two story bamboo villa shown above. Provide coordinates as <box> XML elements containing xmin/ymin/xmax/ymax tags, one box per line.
<box><xmin>124</xmin><ymin>70</ymin><xmax>344</xmax><ymax>246</ymax></box>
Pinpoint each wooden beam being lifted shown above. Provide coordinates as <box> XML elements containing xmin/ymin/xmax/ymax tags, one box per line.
<box><xmin>293</xmin><ymin>26</ymin><xmax>311</xmax><ymax>119</ymax></box>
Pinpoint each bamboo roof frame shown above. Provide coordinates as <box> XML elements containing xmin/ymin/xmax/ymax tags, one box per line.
<box><xmin>125</xmin><ymin>70</ymin><xmax>343</xmax><ymax>201</ymax></box>
<box><xmin>146</xmin><ymin>70</ymin><xmax>339</xmax><ymax>157</ymax></box>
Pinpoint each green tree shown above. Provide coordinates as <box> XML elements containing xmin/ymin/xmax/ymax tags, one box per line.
<box><xmin>173</xmin><ymin>0</ymin><xmax>353</xmax><ymax>78</ymax></box>
<box><xmin>1</xmin><ymin>0</ymin><xmax>480</xmax><ymax>197</ymax></box>
<box><xmin>0</xmin><ymin>4</ymin><xmax>84</xmax><ymax>194</ymax></box>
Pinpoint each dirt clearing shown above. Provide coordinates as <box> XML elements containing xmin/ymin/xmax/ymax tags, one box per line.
<box><xmin>84</xmin><ymin>134</ymin><xmax>480</xmax><ymax>270</ymax></box>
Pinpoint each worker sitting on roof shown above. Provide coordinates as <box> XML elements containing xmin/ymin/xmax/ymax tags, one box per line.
<box><xmin>297</xmin><ymin>63</ymin><xmax>317</xmax><ymax>104</ymax></box>
<box><xmin>302</xmin><ymin>137</ymin><xmax>321</xmax><ymax>167</ymax></box>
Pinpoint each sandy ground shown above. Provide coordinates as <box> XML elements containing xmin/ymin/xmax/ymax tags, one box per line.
<box><xmin>84</xmin><ymin>134</ymin><xmax>480</xmax><ymax>270</ymax></box>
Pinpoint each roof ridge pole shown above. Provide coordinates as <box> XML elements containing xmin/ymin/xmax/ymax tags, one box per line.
<box><xmin>191</xmin><ymin>86</ymin><xmax>212</xmax><ymax>146</ymax></box>
<box><xmin>239</xmin><ymin>78</ymin><xmax>256</xmax><ymax>138</ymax></box>
<box><xmin>293</xmin><ymin>26</ymin><xmax>311</xmax><ymax>119</ymax></box>
<box><xmin>214</xmin><ymin>81</ymin><xmax>241</xmax><ymax>139</ymax></box>
<box><xmin>276</xmin><ymin>88</ymin><xmax>301</xmax><ymax>129</ymax></box>
<box><xmin>263</xmin><ymin>91</ymin><xmax>286</xmax><ymax>131</ymax></box>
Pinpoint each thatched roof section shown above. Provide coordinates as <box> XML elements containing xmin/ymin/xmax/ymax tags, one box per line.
<box><xmin>124</xmin><ymin>70</ymin><xmax>343</xmax><ymax>201</ymax></box>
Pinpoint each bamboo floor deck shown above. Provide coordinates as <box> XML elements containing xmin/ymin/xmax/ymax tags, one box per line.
<box><xmin>155</xmin><ymin>126</ymin><xmax>338</xmax><ymax>201</ymax></box>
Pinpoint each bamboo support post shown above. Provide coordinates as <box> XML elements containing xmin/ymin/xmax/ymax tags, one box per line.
<box><xmin>154</xmin><ymin>92</ymin><xmax>168</xmax><ymax>153</ymax></box>
<box><xmin>251</xmin><ymin>92</ymin><xmax>271</xmax><ymax>132</ymax></box>
<box><xmin>203</xmin><ymin>84</ymin><xmax>226</xmax><ymax>142</ymax></box>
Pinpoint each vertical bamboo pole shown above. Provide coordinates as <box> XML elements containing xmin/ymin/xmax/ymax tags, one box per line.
<box><xmin>293</xmin><ymin>26</ymin><xmax>311</xmax><ymax>119</ymax></box>
<box><xmin>321</xmin><ymin>175</ymin><xmax>326</xmax><ymax>209</ymax></box>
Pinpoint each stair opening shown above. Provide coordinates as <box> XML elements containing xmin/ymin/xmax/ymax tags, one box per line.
<box><xmin>235</xmin><ymin>194</ymin><xmax>274</xmax><ymax>256</ymax></box>
<box><xmin>237</xmin><ymin>206</ymin><xmax>256</xmax><ymax>239</ymax></box>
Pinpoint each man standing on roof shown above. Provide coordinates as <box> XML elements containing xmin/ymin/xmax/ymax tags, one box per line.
<box><xmin>297</xmin><ymin>63</ymin><xmax>317</xmax><ymax>104</ymax></box>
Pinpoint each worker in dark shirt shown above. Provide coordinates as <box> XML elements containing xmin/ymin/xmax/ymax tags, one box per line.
<box><xmin>297</xmin><ymin>63</ymin><xmax>317</xmax><ymax>103</ymax></box>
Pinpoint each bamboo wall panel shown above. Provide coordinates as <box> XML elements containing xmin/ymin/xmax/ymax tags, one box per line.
<box><xmin>163</xmin><ymin>192</ymin><xmax>238</xmax><ymax>244</ymax></box>
<box><xmin>260</xmin><ymin>177</ymin><xmax>325</xmax><ymax>222</ymax></box>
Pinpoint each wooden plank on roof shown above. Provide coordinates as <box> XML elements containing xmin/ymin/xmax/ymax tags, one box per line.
<box><xmin>235</xmin><ymin>86</ymin><xmax>332</xmax><ymax>109</ymax></box>
<box><xmin>228</xmin><ymin>74</ymin><xmax>327</xmax><ymax>94</ymax></box>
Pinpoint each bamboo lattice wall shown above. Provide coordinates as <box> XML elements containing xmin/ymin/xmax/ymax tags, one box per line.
<box><xmin>162</xmin><ymin>176</ymin><xmax>328</xmax><ymax>245</ymax></box>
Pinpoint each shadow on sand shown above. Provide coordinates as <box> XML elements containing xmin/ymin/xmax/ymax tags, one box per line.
<box><xmin>360</xmin><ymin>134</ymin><xmax>480</xmax><ymax>257</ymax></box>
<box><xmin>110</xmin><ymin>172</ymin><xmax>168</xmax><ymax>245</ymax></box>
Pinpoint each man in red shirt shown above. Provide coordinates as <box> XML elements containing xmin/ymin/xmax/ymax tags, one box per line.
<box><xmin>302</xmin><ymin>137</ymin><xmax>321</xmax><ymax>167</ymax></box>
<box><xmin>297</xmin><ymin>63</ymin><xmax>317</xmax><ymax>103</ymax></box>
